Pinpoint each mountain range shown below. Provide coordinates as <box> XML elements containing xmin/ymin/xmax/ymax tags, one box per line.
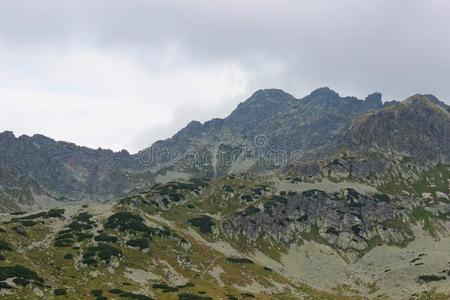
<box><xmin>1</xmin><ymin>87</ymin><xmax>448</xmax><ymax>212</ymax></box>
<box><xmin>2</xmin><ymin>88</ymin><xmax>450</xmax><ymax>299</ymax></box>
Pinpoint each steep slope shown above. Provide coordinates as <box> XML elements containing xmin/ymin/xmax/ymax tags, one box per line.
<box><xmin>332</xmin><ymin>94</ymin><xmax>450</xmax><ymax>164</ymax></box>
<box><xmin>139</xmin><ymin>88</ymin><xmax>383</xmax><ymax>176</ymax></box>
<box><xmin>0</xmin><ymin>131</ymin><xmax>154</xmax><ymax>207</ymax></box>
<box><xmin>1</xmin><ymin>175</ymin><xmax>450</xmax><ymax>299</ymax></box>
<box><xmin>5</xmin><ymin>89</ymin><xmax>448</xmax><ymax>212</ymax></box>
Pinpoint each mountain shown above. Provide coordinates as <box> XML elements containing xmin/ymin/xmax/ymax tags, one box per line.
<box><xmin>139</xmin><ymin>87</ymin><xmax>384</xmax><ymax>176</ymax></box>
<box><xmin>330</xmin><ymin>94</ymin><xmax>450</xmax><ymax>163</ymax></box>
<box><xmin>2</xmin><ymin>88</ymin><xmax>450</xmax><ymax>299</ymax></box>
<box><xmin>0</xmin><ymin>131</ymin><xmax>154</xmax><ymax>211</ymax></box>
<box><xmin>1</xmin><ymin>172</ymin><xmax>450</xmax><ymax>299</ymax></box>
<box><xmin>0</xmin><ymin>87</ymin><xmax>386</xmax><ymax>211</ymax></box>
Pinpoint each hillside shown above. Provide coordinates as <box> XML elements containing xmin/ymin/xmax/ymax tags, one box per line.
<box><xmin>1</xmin><ymin>175</ymin><xmax>450</xmax><ymax>299</ymax></box>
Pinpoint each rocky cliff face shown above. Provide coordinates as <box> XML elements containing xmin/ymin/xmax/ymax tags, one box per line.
<box><xmin>329</xmin><ymin>95</ymin><xmax>450</xmax><ymax>164</ymax></box>
<box><xmin>139</xmin><ymin>87</ymin><xmax>384</xmax><ymax>175</ymax></box>
<box><xmin>0</xmin><ymin>131</ymin><xmax>153</xmax><ymax>209</ymax></box>
<box><xmin>223</xmin><ymin>188</ymin><xmax>414</xmax><ymax>254</ymax></box>
<box><xmin>0</xmin><ymin>88</ymin><xmax>448</xmax><ymax>211</ymax></box>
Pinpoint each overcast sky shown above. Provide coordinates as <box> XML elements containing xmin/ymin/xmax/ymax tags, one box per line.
<box><xmin>1</xmin><ymin>0</ymin><xmax>450</xmax><ymax>152</ymax></box>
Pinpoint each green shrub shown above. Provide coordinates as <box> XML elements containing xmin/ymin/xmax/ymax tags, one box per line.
<box><xmin>418</xmin><ymin>275</ymin><xmax>446</xmax><ymax>282</ymax></box>
<box><xmin>63</xmin><ymin>253</ymin><xmax>73</xmax><ymax>260</ymax></box>
<box><xmin>105</xmin><ymin>212</ymin><xmax>152</xmax><ymax>233</ymax></box>
<box><xmin>0</xmin><ymin>265</ymin><xmax>43</xmax><ymax>282</ymax></box>
<box><xmin>109</xmin><ymin>289</ymin><xmax>154</xmax><ymax>299</ymax></box>
<box><xmin>94</xmin><ymin>233</ymin><xmax>118</xmax><ymax>243</ymax></box>
<box><xmin>21</xmin><ymin>220</ymin><xmax>38</xmax><ymax>227</ymax></box>
<box><xmin>13</xmin><ymin>277</ymin><xmax>30</xmax><ymax>286</ymax></box>
<box><xmin>54</xmin><ymin>239</ymin><xmax>75</xmax><ymax>248</ymax></box>
<box><xmin>83</xmin><ymin>244</ymin><xmax>122</xmax><ymax>265</ymax></box>
<box><xmin>152</xmin><ymin>283</ymin><xmax>179</xmax><ymax>292</ymax></box>
<box><xmin>45</xmin><ymin>208</ymin><xmax>65</xmax><ymax>218</ymax></box>
<box><xmin>53</xmin><ymin>288</ymin><xmax>67</xmax><ymax>296</ymax></box>
<box><xmin>0</xmin><ymin>282</ymin><xmax>12</xmax><ymax>289</ymax></box>
<box><xmin>126</xmin><ymin>239</ymin><xmax>149</xmax><ymax>249</ymax></box>
<box><xmin>226</xmin><ymin>257</ymin><xmax>254</xmax><ymax>264</ymax></box>
<box><xmin>188</xmin><ymin>216</ymin><xmax>215</xmax><ymax>233</ymax></box>
<box><xmin>177</xmin><ymin>294</ymin><xmax>212</xmax><ymax>300</ymax></box>
<box><xmin>0</xmin><ymin>239</ymin><xmax>12</xmax><ymax>251</ymax></box>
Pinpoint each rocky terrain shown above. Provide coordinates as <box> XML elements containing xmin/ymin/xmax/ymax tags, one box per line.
<box><xmin>1</xmin><ymin>174</ymin><xmax>450</xmax><ymax>299</ymax></box>
<box><xmin>2</xmin><ymin>87</ymin><xmax>450</xmax><ymax>299</ymax></box>
<box><xmin>0</xmin><ymin>87</ymin><xmax>387</xmax><ymax>210</ymax></box>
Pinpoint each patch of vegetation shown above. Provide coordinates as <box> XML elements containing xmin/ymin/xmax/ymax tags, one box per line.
<box><xmin>413</xmin><ymin>164</ymin><xmax>450</xmax><ymax>196</ymax></box>
<box><xmin>53</xmin><ymin>288</ymin><xmax>67</xmax><ymax>296</ymax></box>
<box><xmin>226</xmin><ymin>257</ymin><xmax>254</xmax><ymax>264</ymax></box>
<box><xmin>240</xmin><ymin>194</ymin><xmax>254</xmax><ymax>202</ymax></box>
<box><xmin>300</xmin><ymin>224</ymin><xmax>321</xmax><ymax>241</ymax></box>
<box><xmin>0</xmin><ymin>239</ymin><xmax>12</xmax><ymax>251</ymax></box>
<box><xmin>418</xmin><ymin>275</ymin><xmax>446</xmax><ymax>283</ymax></box>
<box><xmin>0</xmin><ymin>281</ymin><xmax>12</xmax><ymax>289</ymax></box>
<box><xmin>152</xmin><ymin>283</ymin><xmax>179</xmax><ymax>293</ymax></box>
<box><xmin>12</xmin><ymin>225</ymin><xmax>27</xmax><ymax>237</ymax></box>
<box><xmin>13</xmin><ymin>277</ymin><xmax>30</xmax><ymax>286</ymax></box>
<box><xmin>63</xmin><ymin>253</ymin><xmax>73</xmax><ymax>260</ymax></box>
<box><xmin>126</xmin><ymin>239</ymin><xmax>149</xmax><ymax>249</ymax></box>
<box><xmin>91</xmin><ymin>289</ymin><xmax>108</xmax><ymax>300</ymax></box>
<box><xmin>373</xmin><ymin>193</ymin><xmax>391</xmax><ymax>203</ymax></box>
<box><xmin>242</xmin><ymin>205</ymin><xmax>260</xmax><ymax>216</ymax></box>
<box><xmin>382</xmin><ymin>219</ymin><xmax>414</xmax><ymax>239</ymax></box>
<box><xmin>45</xmin><ymin>208</ymin><xmax>65</xmax><ymax>218</ymax></box>
<box><xmin>82</xmin><ymin>243</ymin><xmax>122</xmax><ymax>265</ymax></box>
<box><xmin>411</xmin><ymin>208</ymin><xmax>438</xmax><ymax>237</ymax></box>
<box><xmin>0</xmin><ymin>265</ymin><xmax>43</xmax><ymax>283</ymax></box>
<box><xmin>11</xmin><ymin>208</ymin><xmax>65</xmax><ymax>222</ymax></box>
<box><xmin>177</xmin><ymin>294</ymin><xmax>212</xmax><ymax>300</ymax></box>
<box><xmin>263</xmin><ymin>195</ymin><xmax>288</xmax><ymax>214</ymax></box>
<box><xmin>94</xmin><ymin>233</ymin><xmax>119</xmax><ymax>243</ymax></box>
<box><xmin>54</xmin><ymin>212</ymin><xmax>97</xmax><ymax>247</ymax></box>
<box><xmin>188</xmin><ymin>215</ymin><xmax>215</xmax><ymax>233</ymax></box>
<box><xmin>105</xmin><ymin>212</ymin><xmax>156</xmax><ymax>235</ymax></box>
<box><xmin>109</xmin><ymin>289</ymin><xmax>154</xmax><ymax>300</ymax></box>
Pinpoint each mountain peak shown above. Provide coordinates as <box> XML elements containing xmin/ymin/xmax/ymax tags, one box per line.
<box><xmin>250</xmin><ymin>88</ymin><xmax>293</xmax><ymax>99</ymax></box>
<box><xmin>403</xmin><ymin>94</ymin><xmax>445</xmax><ymax>109</ymax></box>
<box><xmin>308</xmin><ymin>87</ymin><xmax>340</xmax><ymax>98</ymax></box>
<box><xmin>0</xmin><ymin>131</ymin><xmax>16</xmax><ymax>140</ymax></box>
<box><xmin>364</xmin><ymin>92</ymin><xmax>383</xmax><ymax>109</ymax></box>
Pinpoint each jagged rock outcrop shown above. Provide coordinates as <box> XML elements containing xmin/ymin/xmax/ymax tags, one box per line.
<box><xmin>330</xmin><ymin>95</ymin><xmax>450</xmax><ymax>164</ymax></box>
<box><xmin>223</xmin><ymin>189</ymin><xmax>415</xmax><ymax>252</ymax></box>
<box><xmin>1</xmin><ymin>88</ymin><xmax>449</xmax><ymax>211</ymax></box>
<box><xmin>139</xmin><ymin>87</ymin><xmax>384</xmax><ymax>175</ymax></box>
<box><xmin>0</xmin><ymin>131</ymin><xmax>153</xmax><ymax>206</ymax></box>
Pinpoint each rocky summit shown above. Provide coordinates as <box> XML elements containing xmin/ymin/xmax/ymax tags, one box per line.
<box><xmin>1</xmin><ymin>88</ymin><xmax>450</xmax><ymax>299</ymax></box>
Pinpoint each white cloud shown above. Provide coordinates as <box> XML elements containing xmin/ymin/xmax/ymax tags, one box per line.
<box><xmin>0</xmin><ymin>42</ymin><xmax>253</xmax><ymax>152</ymax></box>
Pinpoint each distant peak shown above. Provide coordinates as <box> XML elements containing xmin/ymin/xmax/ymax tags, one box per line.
<box><xmin>364</xmin><ymin>92</ymin><xmax>383</xmax><ymax>108</ymax></box>
<box><xmin>395</xmin><ymin>94</ymin><xmax>450</xmax><ymax>115</ymax></box>
<box><xmin>186</xmin><ymin>120</ymin><xmax>202</xmax><ymax>127</ymax></box>
<box><xmin>364</xmin><ymin>92</ymin><xmax>382</xmax><ymax>102</ymax></box>
<box><xmin>250</xmin><ymin>88</ymin><xmax>293</xmax><ymax>99</ymax></box>
<box><xmin>0</xmin><ymin>131</ymin><xmax>15</xmax><ymax>140</ymax></box>
<box><xmin>308</xmin><ymin>87</ymin><xmax>339</xmax><ymax>98</ymax></box>
<box><xmin>404</xmin><ymin>94</ymin><xmax>434</xmax><ymax>105</ymax></box>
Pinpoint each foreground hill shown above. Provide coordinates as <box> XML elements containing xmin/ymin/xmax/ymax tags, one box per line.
<box><xmin>1</xmin><ymin>175</ymin><xmax>450</xmax><ymax>299</ymax></box>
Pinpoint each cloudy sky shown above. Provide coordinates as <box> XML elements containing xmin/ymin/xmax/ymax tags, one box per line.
<box><xmin>1</xmin><ymin>0</ymin><xmax>449</xmax><ymax>152</ymax></box>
